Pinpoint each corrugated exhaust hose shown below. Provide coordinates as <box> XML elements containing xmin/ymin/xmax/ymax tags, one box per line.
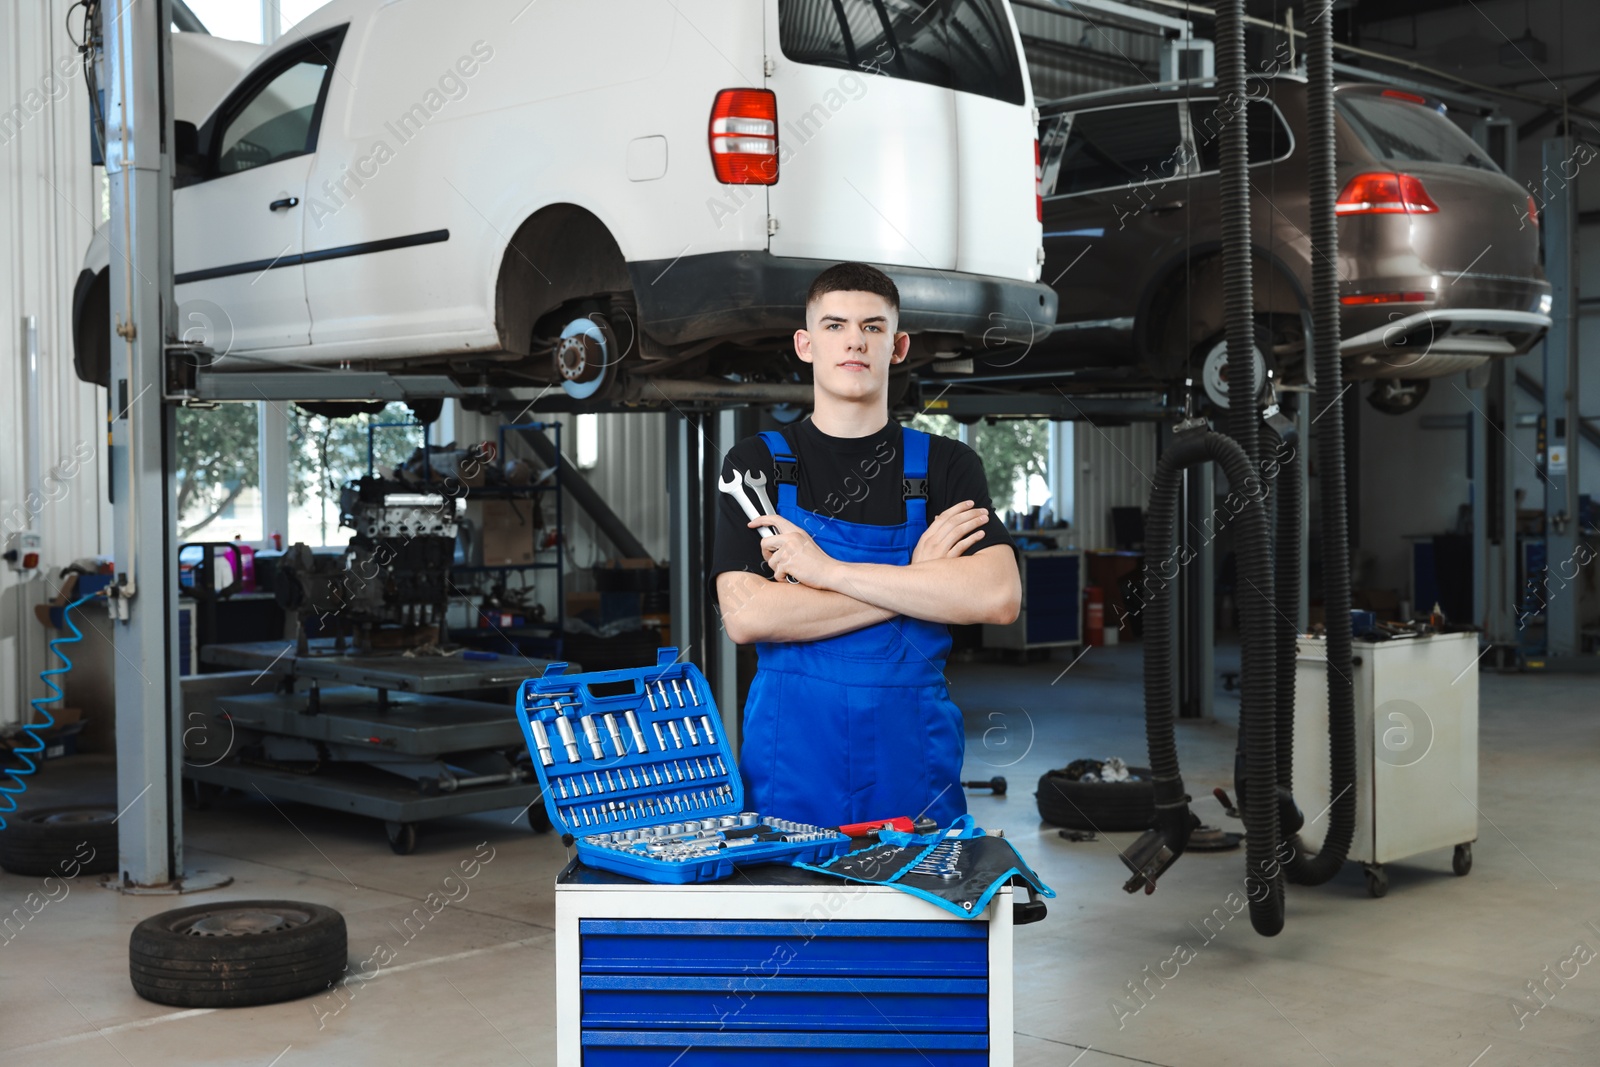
<box><xmin>1125</xmin><ymin>430</ymin><xmax>1283</xmax><ymax>938</ymax></box>
<box><xmin>1282</xmin><ymin>0</ymin><xmax>1358</xmax><ymax>887</ymax></box>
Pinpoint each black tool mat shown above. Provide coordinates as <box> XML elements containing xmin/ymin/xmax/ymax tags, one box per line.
<box><xmin>796</xmin><ymin>833</ymin><xmax>1055</xmax><ymax>918</ymax></box>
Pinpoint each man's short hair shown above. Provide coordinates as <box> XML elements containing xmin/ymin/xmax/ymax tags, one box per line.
<box><xmin>805</xmin><ymin>262</ymin><xmax>900</xmax><ymax>315</ymax></box>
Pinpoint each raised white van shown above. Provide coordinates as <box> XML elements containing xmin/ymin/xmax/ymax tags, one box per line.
<box><xmin>75</xmin><ymin>0</ymin><xmax>1054</xmax><ymax>406</ymax></box>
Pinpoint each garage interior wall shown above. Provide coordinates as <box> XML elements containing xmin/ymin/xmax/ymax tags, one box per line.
<box><xmin>0</xmin><ymin>0</ymin><xmax>109</xmax><ymax>731</ymax></box>
<box><xmin>453</xmin><ymin>407</ymin><xmax>671</xmax><ymax>614</ymax></box>
<box><xmin>1072</xmin><ymin>421</ymin><xmax>1155</xmax><ymax>549</ymax></box>
<box><xmin>1353</xmin><ymin>4</ymin><xmax>1600</xmax><ymax>601</ymax></box>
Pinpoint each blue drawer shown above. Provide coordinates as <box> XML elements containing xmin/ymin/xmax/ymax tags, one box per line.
<box><xmin>581</xmin><ymin>975</ymin><xmax>988</xmax><ymax>1032</ymax></box>
<box><xmin>581</xmin><ymin>1029</ymin><xmax>988</xmax><ymax>1066</ymax></box>
<box><xmin>580</xmin><ymin>920</ymin><xmax>988</xmax><ymax>977</ymax></box>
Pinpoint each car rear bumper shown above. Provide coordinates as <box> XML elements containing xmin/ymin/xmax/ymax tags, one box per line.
<box><xmin>627</xmin><ymin>251</ymin><xmax>1057</xmax><ymax>349</ymax></box>
<box><xmin>1338</xmin><ymin>273</ymin><xmax>1551</xmax><ymax>378</ymax></box>
<box><xmin>1341</xmin><ymin>308</ymin><xmax>1551</xmax><ymax>378</ymax></box>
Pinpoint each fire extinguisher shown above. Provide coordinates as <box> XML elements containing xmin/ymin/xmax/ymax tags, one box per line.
<box><xmin>1085</xmin><ymin>586</ymin><xmax>1104</xmax><ymax>647</ymax></box>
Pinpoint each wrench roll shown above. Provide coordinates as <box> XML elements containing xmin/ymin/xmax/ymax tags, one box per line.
<box><xmin>515</xmin><ymin>647</ymin><xmax>850</xmax><ymax>884</ymax></box>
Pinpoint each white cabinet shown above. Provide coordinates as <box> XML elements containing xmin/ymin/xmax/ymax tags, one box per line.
<box><xmin>1293</xmin><ymin>632</ymin><xmax>1479</xmax><ymax>895</ymax></box>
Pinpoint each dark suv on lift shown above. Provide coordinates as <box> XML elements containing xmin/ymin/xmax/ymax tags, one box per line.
<box><xmin>956</xmin><ymin>76</ymin><xmax>1551</xmax><ymax>413</ymax></box>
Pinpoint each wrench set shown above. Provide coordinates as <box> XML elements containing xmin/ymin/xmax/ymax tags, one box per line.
<box><xmin>515</xmin><ymin>648</ymin><xmax>849</xmax><ymax>884</ymax></box>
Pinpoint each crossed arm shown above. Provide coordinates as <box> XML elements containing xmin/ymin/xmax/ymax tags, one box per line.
<box><xmin>715</xmin><ymin>502</ymin><xmax>1022</xmax><ymax>645</ymax></box>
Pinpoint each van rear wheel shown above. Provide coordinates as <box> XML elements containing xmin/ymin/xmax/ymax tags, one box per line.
<box><xmin>552</xmin><ymin>311</ymin><xmax>621</xmax><ymax>401</ymax></box>
<box><xmin>1194</xmin><ymin>327</ymin><xmax>1275</xmax><ymax>411</ymax></box>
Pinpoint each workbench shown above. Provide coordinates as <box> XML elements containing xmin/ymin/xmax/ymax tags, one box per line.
<box><xmin>185</xmin><ymin>641</ymin><xmax>564</xmax><ymax>853</ymax></box>
<box><xmin>555</xmin><ymin>860</ymin><xmax>1014</xmax><ymax>1065</ymax></box>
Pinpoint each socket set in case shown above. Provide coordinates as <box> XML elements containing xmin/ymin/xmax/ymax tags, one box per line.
<box><xmin>515</xmin><ymin>648</ymin><xmax>849</xmax><ymax>884</ymax></box>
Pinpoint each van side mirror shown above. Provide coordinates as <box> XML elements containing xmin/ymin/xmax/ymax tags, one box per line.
<box><xmin>174</xmin><ymin>120</ymin><xmax>204</xmax><ymax>179</ymax></box>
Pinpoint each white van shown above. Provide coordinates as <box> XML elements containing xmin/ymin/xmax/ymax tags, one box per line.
<box><xmin>75</xmin><ymin>0</ymin><xmax>1054</xmax><ymax>405</ymax></box>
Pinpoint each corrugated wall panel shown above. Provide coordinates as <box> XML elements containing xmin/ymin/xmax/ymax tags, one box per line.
<box><xmin>584</xmin><ymin>412</ymin><xmax>669</xmax><ymax>564</ymax></box>
<box><xmin>0</xmin><ymin>0</ymin><xmax>108</xmax><ymax>727</ymax></box>
<box><xmin>1073</xmin><ymin>421</ymin><xmax>1155</xmax><ymax>549</ymax></box>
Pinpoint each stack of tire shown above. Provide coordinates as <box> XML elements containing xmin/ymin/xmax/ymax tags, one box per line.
<box><xmin>1035</xmin><ymin>759</ymin><xmax>1156</xmax><ymax>832</ymax></box>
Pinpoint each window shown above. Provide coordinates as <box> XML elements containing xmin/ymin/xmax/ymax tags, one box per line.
<box><xmin>174</xmin><ymin>405</ymin><xmax>262</xmax><ymax>542</ymax></box>
<box><xmin>778</xmin><ymin>0</ymin><xmax>1026</xmax><ymax>105</ymax></box>
<box><xmin>1337</xmin><ymin>93</ymin><xmax>1499</xmax><ymax>172</ymax></box>
<box><xmin>1192</xmin><ymin>99</ymin><xmax>1295</xmax><ymax>172</ymax></box>
<box><xmin>910</xmin><ymin>413</ymin><xmax>1051</xmax><ymax>519</ymax></box>
<box><xmin>216</xmin><ymin>57</ymin><xmax>332</xmax><ymax>175</ymax></box>
<box><xmin>576</xmin><ymin>414</ymin><xmax>599</xmax><ymax>470</ymax></box>
<box><xmin>1047</xmin><ymin>104</ymin><xmax>1185</xmax><ymax>198</ymax></box>
<box><xmin>288</xmin><ymin>403</ymin><xmax>418</xmax><ymax>546</ymax></box>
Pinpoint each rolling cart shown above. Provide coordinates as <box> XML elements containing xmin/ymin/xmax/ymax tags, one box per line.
<box><xmin>186</xmin><ymin>639</ymin><xmax>565</xmax><ymax>853</ymax></box>
<box><xmin>1293</xmin><ymin>630</ymin><xmax>1480</xmax><ymax>897</ymax></box>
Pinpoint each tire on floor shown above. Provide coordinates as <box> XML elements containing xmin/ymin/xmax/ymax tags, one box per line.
<box><xmin>129</xmin><ymin>899</ymin><xmax>348</xmax><ymax>1008</ymax></box>
<box><xmin>0</xmin><ymin>805</ymin><xmax>119</xmax><ymax>877</ymax></box>
<box><xmin>1035</xmin><ymin>766</ymin><xmax>1156</xmax><ymax>832</ymax></box>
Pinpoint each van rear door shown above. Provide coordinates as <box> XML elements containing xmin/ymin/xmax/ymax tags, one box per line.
<box><xmin>765</xmin><ymin>0</ymin><xmax>1038</xmax><ymax>282</ymax></box>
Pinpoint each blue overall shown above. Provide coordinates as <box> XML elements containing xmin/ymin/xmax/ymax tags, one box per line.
<box><xmin>739</xmin><ymin>427</ymin><xmax>968</xmax><ymax>829</ymax></box>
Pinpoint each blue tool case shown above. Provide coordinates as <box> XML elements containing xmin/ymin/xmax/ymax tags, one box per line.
<box><xmin>516</xmin><ymin>648</ymin><xmax>850</xmax><ymax>884</ymax></box>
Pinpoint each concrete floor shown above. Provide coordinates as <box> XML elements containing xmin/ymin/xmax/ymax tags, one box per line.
<box><xmin>1</xmin><ymin>641</ymin><xmax>1596</xmax><ymax>1066</ymax></box>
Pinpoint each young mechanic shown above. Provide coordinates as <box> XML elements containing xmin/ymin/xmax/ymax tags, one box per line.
<box><xmin>711</xmin><ymin>262</ymin><xmax>1022</xmax><ymax>830</ymax></box>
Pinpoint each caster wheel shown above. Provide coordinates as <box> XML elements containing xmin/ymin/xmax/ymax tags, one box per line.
<box><xmin>1365</xmin><ymin>865</ymin><xmax>1389</xmax><ymax>898</ymax></box>
<box><xmin>528</xmin><ymin>805</ymin><xmax>553</xmax><ymax>834</ymax></box>
<box><xmin>1453</xmin><ymin>843</ymin><xmax>1473</xmax><ymax>876</ymax></box>
<box><xmin>385</xmin><ymin>822</ymin><xmax>417</xmax><ymax>855</ymax></box>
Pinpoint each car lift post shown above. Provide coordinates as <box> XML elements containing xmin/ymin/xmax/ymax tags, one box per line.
<box><xmin>1539</xmin><ymin>134</ymin><xmax>1583</xmax><ymax>662</ymax></box>
<box><xmin>104</xmin><ymin>0</ymin><xmax>184</xmax><ymax>886</ymax></box>
<box><xmin>1471</xmin><ymin>360</ymin><xmax>1518</xmax><ymax>662</ymax></box>
<box><xmin>667</xmin><ymin>412</ymin><xmax>731</xmax><ymax>741</ymax></box>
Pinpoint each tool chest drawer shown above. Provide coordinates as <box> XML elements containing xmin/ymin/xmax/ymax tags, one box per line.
<box><xmin>579</xmin><ymin>919</ymin><xmax>989</xmax><ymax>977</ymax></box>
<box><xmin>577</xmin><ymin>918</ymin><xmax>990</xmax><ymax>1062</ymax></box>
<box><xmin>579</xmin><ymin>1030</ymin><xmax>990</xmax><ymax>1065</ymax></box>
<box><xmin>581</xmin><ymin>975</ymin><xmax>988</xmax><ymax>1031</ymax></box>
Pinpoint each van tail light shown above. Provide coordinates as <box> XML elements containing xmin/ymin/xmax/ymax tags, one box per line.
<box><xmin>1335</xmin><ymin>172</ymin><xmax>1439</xmax><ymax>215</ymax></box>
<box><xmin>1340</xmin><ymin>291</ymin><xmax>1431</xmax><ymax>306</ymax></box>
<box><xmin>710</xmin><ymin>89</ymin><xmax>778</xmax><ymax>185</ymax></box>
<box><xmin>1034</xmin><ymin>138</ymin><xmax>1043</xmax><ymax>222</ymax></box>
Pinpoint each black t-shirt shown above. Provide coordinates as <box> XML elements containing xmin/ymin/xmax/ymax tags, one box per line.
<box><xmin>710</xmin><ymin>417</ymin><xmax>1014</xmax><ymax>586</ymax></box>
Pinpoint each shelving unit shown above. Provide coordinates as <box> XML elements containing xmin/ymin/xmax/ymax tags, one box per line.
<box><xmin>450</xmin><ymin>421</ymin><xmax>568</xmax><ymax>661</ymax></box>
<box><xmin>360</xmin><ymin>418</ymin><xmax>569</xmax><ymax>658</ymax></box>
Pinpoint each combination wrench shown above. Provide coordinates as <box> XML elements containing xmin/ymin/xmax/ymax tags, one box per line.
<box><xmin>717</xmin><ymin>470</ymin><xmax>799</xmax><ymax>583</ymax></box>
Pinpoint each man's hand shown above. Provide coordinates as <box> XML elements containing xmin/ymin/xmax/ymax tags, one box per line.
<box><xmin>912</xmin><ymin>500</ymin><xmax>990</xmax><ymax>564</ymax></box>
<box><xmin>749</xmin><ymin>514</ymin><xmax>841</xmax><ymax>588</ymax></box>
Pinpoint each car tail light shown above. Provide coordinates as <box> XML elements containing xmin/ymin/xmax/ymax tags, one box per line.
<box><xmin>709</xmin><ymin>89</ymin><xmax>778</xmax><ymax>185</ymax></box>
<box><xmin>1381</xmin><ymin>89</ymin><xmax>1428</xmax><ymax>105</ymax></box>
<box><xmin>1340</xmin><ymin>292</ymin><xmax>1431</xmax><ymax>305</ymax></box>
<box><xmin>1034</xmin><ymin>138</ymin><xmax>1043</xmax><ymax>222</ymax></box>
<box><xmin>1335</xmin><ymin>172</ymin><xmax>1439</xmax><ymax>215</ymax></box>
<box><xmin>1525</xmin><ymin>194</ymin><xmax>1540</xmax><ymax>229</ymax></box>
